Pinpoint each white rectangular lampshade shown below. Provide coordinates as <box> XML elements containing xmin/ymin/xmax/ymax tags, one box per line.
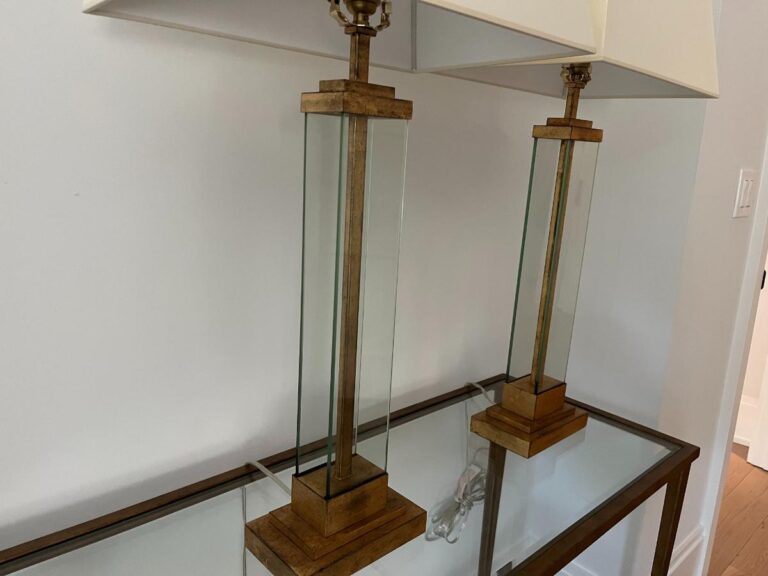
<box><xmin>437</xmin><ymin>0</ymin><xmax>720</xmax><ymax>98</ymax></box>
<box><xmin>83</xmin><ymin>0</ymin><xmax>414</xmax><ymax>70</ymax></box>
<box><xmin>84</xmin><ymin>0</ymin><xmax>717</xmax><ymax>98</ymax></box>
<box><xmin>83</xmin><ymin>0</ymin><xmax>595</xmax><ymax>73</ymax></box>
<box><xmin>415</xmin><ymin>0</ymin><xmax>597</xmax><ymax>71</ymax></box>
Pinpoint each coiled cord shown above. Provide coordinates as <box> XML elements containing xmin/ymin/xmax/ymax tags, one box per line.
<box><xmin>426</xmin><ymin>383</ymin><xmax>493</xmax><ymax>544</ymax></box>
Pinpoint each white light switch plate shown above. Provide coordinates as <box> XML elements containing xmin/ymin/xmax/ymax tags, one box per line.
<box><xmin>734</xmin><ymin>169</ymin><xmax>758</xmax><ymax>218</ymax></box>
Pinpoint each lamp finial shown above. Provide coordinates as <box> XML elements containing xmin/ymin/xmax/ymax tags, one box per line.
<box><xmin>562</xmin><ymin>63</ymin><xmax>592</xmax><ymax>90</ymax></box>
<box><xmin>329</xmin><ymin>0</ymin><xmax>392</xmax><ymax>32</ymax></box>
<box><xmin>561</xmin><ymin>63</ymin><xmax>592</xmax><ymax>119</ymax></box>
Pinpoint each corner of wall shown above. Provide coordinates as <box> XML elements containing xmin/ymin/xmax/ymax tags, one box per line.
<box><xmin>669</xmin><ymin>524</ymin><xmax>705</xmax><ymax>576</ymax></box>
<box><xmin>560</xmin><ymin>524</ymin><xmax>704</xmax><ymax>576</ymax></box>
<box><xmin>734</xmin><ymin>395</ymin><xmax>759</xmax><ymax>446</ymax></box>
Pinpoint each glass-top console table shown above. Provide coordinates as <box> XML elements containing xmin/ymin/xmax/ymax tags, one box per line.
<box><xmin>0</xmin><ymin>375</ymin><xmax>698</xmax><ymax>576</ymax></box>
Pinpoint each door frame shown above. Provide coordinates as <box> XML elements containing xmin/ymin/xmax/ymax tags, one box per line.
<box><xmin>699</xmin><ymin>139</ymin><xmax>768</xmax><ymax>572</ymax></box>
<box><xmin>748</xmin><ymin>356</ymin><xmax>768</xmax><ymax>468</ymax></box>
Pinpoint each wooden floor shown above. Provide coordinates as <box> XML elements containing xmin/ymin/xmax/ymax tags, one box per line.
<box><xmin>708</xmin><ymin>444</ymin><xmax>768</xmax><ymax>576</ymax></box>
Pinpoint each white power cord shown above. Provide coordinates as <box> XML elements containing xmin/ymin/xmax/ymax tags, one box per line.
<box><xmin>241</xmin><ymin>461</ymin><xmax>291</xmax><ymax>576</ymax></box>
<box><xmin>425</xmin><ymin>449</ymin><xmax>488</xmax><ymax>543</ymax></box>
<box><xmin>252</xmin><ymin>460</ymin><xmax>291</xmax><ymax>496</ymax></box>
<box><xmin>245</xmin><ymin>382</ymin><xmax>493</xmax><ymax>548</ymax></box>
<box><xmin>425</xmin><ymin>383</ymin><xmax>494</xmax><ymax>544</ymax></box>
<box><xmin>469</xmin><ymin>381</ymin><xmax>495</xmax><ymax>405</ymax></box>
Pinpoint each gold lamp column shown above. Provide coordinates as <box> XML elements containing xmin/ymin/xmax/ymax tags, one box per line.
<box><xmin>246</xmin><ymin>2</ymin><xmax>426</xmax><ymax>574</ymax></box>
<box><xmin>471</xmin><ymin>64</ymin><xmax>602</xmax><ymax>458</ymax></box>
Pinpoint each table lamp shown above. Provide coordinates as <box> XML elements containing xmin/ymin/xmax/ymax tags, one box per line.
<box><xmin>466</xmin><ymin>1</ymin><xmax>719</xmax><ymax>458</ymax></box>
<box><xmin>245</xmin><ymin>2</ymin><xmax>426</xmax><ymax>575</ymax></box>
<box><xmin>471</xmin><ymin>63</ymin><xmax>600</xmax><ymax>458</ymax></box>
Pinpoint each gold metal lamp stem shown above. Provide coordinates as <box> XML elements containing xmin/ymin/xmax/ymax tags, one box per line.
<box><xmin>529</xmin><ymin>64</ymin><xmax>592</xmax><ymax>391</ymax></box>
<box><xmin>332</xmin><ymin>0</ymin><xmax>388</xmax><ymax>481</ymax></box>
<box><xmin>471</xmin><ymin>64</ymin><xmax>598</xmax><ymax>460</ymax></box>
<box><xmin>334</xmin><ymin>30</ymin><xmax>371</xmax><ymax>482</ymax></box>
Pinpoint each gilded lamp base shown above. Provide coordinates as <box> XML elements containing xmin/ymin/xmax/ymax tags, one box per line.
<box><xmin>245</xmin><ymin>456</ymin><xmax>425</xmax><ymax>576</ymax></box>
<box><xmin>471</xmin><ymin>376</ymin><xmax>587</xmax><ymax>458</ymax></box>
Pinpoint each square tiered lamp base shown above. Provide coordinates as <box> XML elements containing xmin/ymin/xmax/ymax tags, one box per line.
<box><xmin>246</xmin><ymin>487</ymin><xmax>425</xmax><ymax>576</ymax></box>
<box><xmin>471</xmin><ymin>376</ymin><xmax>587</xmax><ymax>458</ymax></box>
<box><xmin>246</xmin><ymin>456</ymin><xmax>425</xmax><ymax>576</ymax></box>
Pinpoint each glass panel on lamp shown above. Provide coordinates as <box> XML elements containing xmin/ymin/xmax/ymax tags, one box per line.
<box><xmin>508</xmin><ymin>139</ymin><xmax>599</xmax><ymax>393</ymax></box>
<box><xmin>353</xmin><ymin>118</ymin><xmax>409</xmax><ymax>473</ymax></box>
<box><xmin>296</xmin><ymin>114</ymin><xmax>408</xmax><ymax>495</ymax></box>
<box><xmin>543</xmin><ymin>141</ymin><xmax>599</xmax><ymax>384</ymax></box>
<box><xmin>507</xmin><ymin>138</ymin><xmax>561</xmax><ymax>386</ymax></box>
<box><xmin>296</xmin><ymin>113</ymin><xmax>348</xmax><ymax>478</ymax></box>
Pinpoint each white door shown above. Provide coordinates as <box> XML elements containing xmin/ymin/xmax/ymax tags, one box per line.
<box><xmin>747</xmin><ymin>262</ymin><xmax>768</xmax><ymax>469</ymax></box>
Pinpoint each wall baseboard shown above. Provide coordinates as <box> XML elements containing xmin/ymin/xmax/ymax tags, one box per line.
<box><xmin>734</xmin><ymin>395</ymin><xmax>759</xmax><ymax>447</ymax></box>
<box><xmin>559</xmin><ymin>561</ymin><xmax>598</xmax><ymax>576</ymax></box>
<box><xmin>557</xmin><ymin>525</ymin><xmax>704</xmax><ymax>576</ymax></box>
<box><xmin>669</xmin><ymin>524</ymin><xmax>704</xmax><ymax>575</ymax></box>
<box><xmin>734</xmin><ymin>436</ymin><xmax>751</xmax><ymax>447</ymax></box>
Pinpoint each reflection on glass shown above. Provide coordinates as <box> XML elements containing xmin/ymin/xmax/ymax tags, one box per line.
<box><xmin>296</xmin><ymin>113</ymin><xmax>408</xmax><ymax>496</ymax></box>
<box><xmin>544</xmin><ymin>141</ymin><xmax>599</xmax><ymax>383</ymax></box>
<box><xmin>296</xmin><ymin>113</ymin><xmax>347</xmax><ymax>479</ymax></box>
<box><xmin>354</xmin><ymin>118</ymin><xmax>408</xmax><ymax>472</ymax></box>
<box><xmin>507</xmin><ymin>139</ymin><xmax>560</xmax><ymax>383</ymax></box>
<box><xmin>16</xmin><ymin>395</ymin><xmax>672</xmax><ymax>576</ymax></box>
<box><xmin>507</xmin><ymin>139</ymin><xmax>599</xmax><ymax>391</ymax></box>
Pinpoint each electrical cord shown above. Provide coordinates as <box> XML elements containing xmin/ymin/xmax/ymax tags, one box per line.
<box><xmin>425</xmin><ymin>383</ymin><xmax>493</xmax><ymax>544</ymax></box>
<box><xmin>241</xmin><ymin>461</ymin><xmax>290</xmax><ymax>575</ymax></box>
<box><xmin>252</xmin><ymin>460</ymin><xmax>291</xmax><ymax>496</ymax></box>
<box><xmin>245</xmin><ymin>382</ymin><xmax>493</xmax><ymax>549</ymax></box>
<box><xmin>425</xmin><ymin>449</ymin><xmax>488</xmax><ymax>543</ymax></box>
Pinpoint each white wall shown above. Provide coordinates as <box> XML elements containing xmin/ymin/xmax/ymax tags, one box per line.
<box><xmin>0</xmin><ymin>0</ymin><xmax>558</xmax><ymax>551</ymax></box>
<box><xmin>561</xmin><ymin>89</ymin><xmax>708</xmax><ymax>576</ymax></box>
<box><xmin>564</xmin><ymin>0</ymin><xmax>768</xmax><ymax>572</ymax></box>
<box><xmin>657</xmin><ymin>0</ymin><xmax>768</xmax><ymax>573</ymax></box>
<box><xmin>1</xmin><ymin>1</ymin><xmax>761</xmax><ymax>575</ymax></box>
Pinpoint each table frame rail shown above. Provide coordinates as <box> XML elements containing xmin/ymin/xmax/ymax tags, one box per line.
<box><xmin>0</xmin><ymin>375</ymin><xmax>699</xmax><ymax>576</ymax></box>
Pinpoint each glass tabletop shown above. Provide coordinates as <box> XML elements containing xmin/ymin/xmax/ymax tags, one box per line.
<box><xmin>13</xmin><ymin>389</ymin><xmax>672</xmax><ymax>576</ymax></box>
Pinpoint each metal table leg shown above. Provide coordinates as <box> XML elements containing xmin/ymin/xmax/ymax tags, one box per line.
<box><xmin>651</xmin><ymin>464</ymin><xmax>691</xmax><ymax>575</ymax></box>
<box><xmin>479</xmin><ymin>441</ymin><xmax>507</xmax><ymax>576</ymax></box>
